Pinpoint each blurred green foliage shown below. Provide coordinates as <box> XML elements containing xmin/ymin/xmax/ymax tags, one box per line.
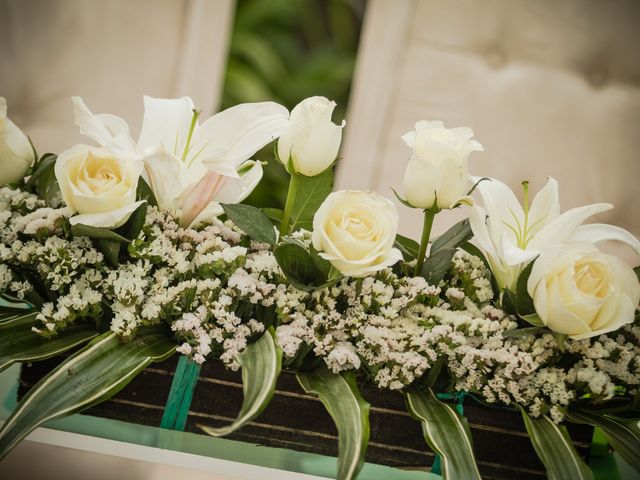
<box><xmin>221</xmin><ymin>0</ymin><xmax>366</xmax><ymax>209</ymax></box>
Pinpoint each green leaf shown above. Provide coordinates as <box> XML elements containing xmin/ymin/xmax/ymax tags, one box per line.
<box><xmin>200</xmin><ymin>330</ymin><xmax>282</xmax><ymax>436</ymax></box>
<box><xmin>515</xmin><ymin>260</ymin><xmax>536</xmax><ymax>315</ymax></box>
<box><xmin>0</xmin><ymin>295</ymin><xmax>34</xmax><ymax>315</ymax></box>
<box><xmin>70</xmin><ymin>224</ymin><xmax>130</xmax><ymax>243</ymax></box>
<box><xmin>421</xmin><ymin>219</ymin><xmax>474</xmax><ymax>285</ymax></box>
<box><xmin>136</xmin><ymin>177</ymin><xmax>157</xmax><ymax>207</ymax></box>
<box><xmin>421</xmin><ymin>248</ymin><xmax>456</xmax><ymax>285</ymax></box>
<box><xmin>0</xmin><ymin>328</ymin><xmax>176</xmax><ymax>459</ymax></box>
<box><xmin>0</xmin><ymin>315</ymin><xmax>98</xmax><ymax>373</ymax></box>
<box><xmin>634</xmin><ymin>266</ymin><xmax>640</xmax><ymax>282</ymax></box>
<box><xmin>95</xmin><ymin>239</ymin><xmax>121</xmax><ymax>267</ymax></box>
<box><xmin>288</xmin><ymin>169</ymin><xmax>333</xmax><ymax>232</ymax></box>
<box><xmin>405</xmin><ymin>387</ymin><xmax>481</xmax><ymax>480</ymax></box>
<box><xmin>116</xmin><ymin>202</ymin><xmax>147</xmax><ymax>241</ymax></box>
<box><xmin>222</xmin><ymin>203</ymin><xmax>276</xmax><ymax>246</ymax></box>
<box><xmin>394</xmin><ymin>234</ymin><xmax>420</xmax><ymax>261</ymax></box>
<box><xmin>25</xmin><ymin>154</ymin><xmax>61</xmax><ymax>206</ymax></box>
<box><xmin>274</xmin><ymin>242</ymin><xmax>326</xmax><ymax>290</ymax></box>
<box><xmin>262</xmin><ymin>207</ymin><xmax>283</xmax><ymax>225</ymax></box>
<box><xmin>521</xmin><ymin>410</ymin><xmax>593</xmax><ymax>480</ymax></box>
<box><xmin>297</xmin><ymin>367</ymin><xmax>370</xmax><ymax>480</ymax></box>
<box><xmin>431</xmin><ymin>219</ymin><xmax>473</xmax><ymax>254</ymax></box>
<box><xmin>567</xmin><ymin>410</ymin><xmax>640</xmax><ymax>473</ymax></box>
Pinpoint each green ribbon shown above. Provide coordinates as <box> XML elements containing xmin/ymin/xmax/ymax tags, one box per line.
<box><xmin>160</xmin><ymin>355</ymin><xmax>202</xmax><ymax>431</ymax></box>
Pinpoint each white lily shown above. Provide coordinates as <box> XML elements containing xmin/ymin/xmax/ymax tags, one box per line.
<box><xmin>72</xmin><ymin>96</ymin><xmax>289</xmax><ymax>226</ymax></box>
<box><xmin>469</xmin><ymin>177</ymin><xmax>640</xmax><ymax>290</ymax></box>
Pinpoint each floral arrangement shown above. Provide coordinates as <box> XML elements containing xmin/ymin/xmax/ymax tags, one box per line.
<box><xmin>1</xmin><ymin>94</ymin><xmax>639</xmax><ymax>480</ymax></box>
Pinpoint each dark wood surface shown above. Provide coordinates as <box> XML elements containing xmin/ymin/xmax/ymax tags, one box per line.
<box><xmin>19</xmin><ymin>356</ymin><xmax>593</xmax><ymax>480</ymax></box>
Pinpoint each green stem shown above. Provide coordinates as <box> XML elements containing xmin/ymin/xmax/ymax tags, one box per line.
<box><xmin>279</xmin><ymin>173</ymin><xmax>300</xmax><ymax>237</ymax></box>
<box><xmin>414</xmin><ymin>207</ymin><xmax>437</xmax><ymax>276</ymax></box>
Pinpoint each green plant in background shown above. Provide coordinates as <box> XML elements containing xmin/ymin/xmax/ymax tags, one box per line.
<box><xmin>221</xmin><ymin>0</ymin><xmax>366</xmax><ymax>209</ymax></box>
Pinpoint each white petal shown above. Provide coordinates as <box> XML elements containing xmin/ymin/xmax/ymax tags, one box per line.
<box><xmin>193</xmin><ymin>101</ymin><xmax>289</xmax><ymax>167</ymax></box>
<box><xmin>528</xmin><ymin>177</ymin><xmax>560</xmax><ymax>235</ymax></box>
<box><xmin>69</xmin><ymin>200</ymin><xmax>145</xmax><ymax>228</ymax></box>
<box><xmin>214</xmin><ymin>161</ymin><xmax>263</xmax><ymax>204</ymax></box>
<box><xmin>499</xmin><ymin>233</ymin><xmax>539</xmax><ymax>266</ymax></box>
<box><xmin>137</xmin><ymin>96</ymin><xmax>195</xmax><ymax>155</ymax></box>
<box><xmin>571</xmin><ymin>223</ymin><xmax>640</xmax><ymax>255</ymax></box>
<box><xmin>528</xmin><ymin>203</ymin><xmax>613</xmax><ymax>250</ymax></box>
<box><xmin>187</xmin><ymin>201</ymin><xmax>225</xmax><ymax>229</ymax></box>
<box><xmin>72</xmin><ymin>97</ymin><xmax>135</xmax><ymax>151</ymax></box>
<box><xmin>475</xmin><ymin>178</ymin><xmax>524</xmax><ymax>243</ymax></box>
<box><xmin>142</xmin><ymin>148</ymin><xmax>185</xmax><ymax>210</ymax></box>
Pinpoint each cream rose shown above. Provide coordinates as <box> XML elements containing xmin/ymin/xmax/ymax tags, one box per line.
<box><xmin>0</xmin><ymin>97</ymin><xmax>35</xmax><ymax>185</ymax></box>
<box><xmin>55</xmin><ymin>144</ymin><xmax>145</xmax><ymax>228</ymax></box>
<box><xmin>312</xmin><ymin>190</ymin><xmax>402</xmax><ymax>277</ymax></box>
<box><xmin>527</xmin><ymin>242</ymin><xmax>640</xmax><ymax>340</ymax></box>
<box><xmin>277</xmin><ymin>96</ymin><xmax>344</xmax><ymax>176</ymax></box>
<box><xmin>402</xmin><ymin>120</ymin><xmax>482</xmax><ymax>209</ymax></box>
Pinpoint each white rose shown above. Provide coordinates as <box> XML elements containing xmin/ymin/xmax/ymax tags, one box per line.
<box><xmin>401</xmin><ymin>120</ymin><xmax>483</xmax><ymax>209</ymax></box>
<box><xmin>55</xmin><ymin>144</ymin><xmax>145</xmax><ymax>228</ymax></box>
<box><xmin>0</xmin><ymin>97</ymin><xmax>35</xmax><ymax>185</ymax></box>
<box><xmin>277</xmin><ymin>96</ymin><xmax>344</xmax><ymax>176</ymax></box>
<box><xmin>312</xmin><ymin>190</ymin><xmax>402</xmax><ymax>277</ymax></box>
<box><xmin>527</xmin><ymin>242</ymin><xmax>640</xmax><ymax>340</ymax></box>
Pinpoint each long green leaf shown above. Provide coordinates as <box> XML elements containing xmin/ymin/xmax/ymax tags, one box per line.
<box><xmin>297</xmin><ymin>367</ymin><xmax>370</xmax><ymax>480</ymax></box>
<box><xmin>521</xmin><ymin>410</ymin><xmax>593</xmax><ymax>480</ymax></box>
<box><xmin>430</xmin><ymin>219</ymin><xmax>472</xmax><ymax>254</ymax></box>
<box><xmin>0</xmin><ymin>329</ymin><xmax>176</xmax><ymax>459</ymax></box>
<box><xmin>405</xmin><ymin>388</ymin><xmax>481</xmax><ymax>480</ymax></box>
<box><xmin>288</xmin><ymin>169</ymin><xmax>333</xmax><ymax>232</ymax></box>
<box><xmin>0</xmin><ymin>316</ymin><xmax>98</xmax><ymax>373</ymax></box>
<box><xmin>568</xmin><ymin>410</ymin><xmax>640</xmax><ymax>473</ymax></box>
<box><xmin>200</xmin><ymin>330</ymin><xmax>282</xmax><ymax>436</ymax></box>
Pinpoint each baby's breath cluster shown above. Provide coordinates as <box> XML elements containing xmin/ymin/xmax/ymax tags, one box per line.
<box><xmin>1</xmin><ymin>186</ymin><xmax>638</xmax><ymax>420</ymax></box>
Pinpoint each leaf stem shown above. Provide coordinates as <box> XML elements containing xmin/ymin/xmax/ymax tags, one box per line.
<box><xmin>414</xmin><ymin>207</ymin><xmax>438</xmax><ymax>276</ymax></box>
<box><xmin>279</xmin><ymin>173</ymin><xmax>300</xmax><ymax>237</ymax></box>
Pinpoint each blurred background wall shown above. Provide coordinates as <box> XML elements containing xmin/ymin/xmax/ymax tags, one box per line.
<box><xmin>1</xmin><ymin>0</ymin><xmax>638</xmax><ymax>261</ymax></box>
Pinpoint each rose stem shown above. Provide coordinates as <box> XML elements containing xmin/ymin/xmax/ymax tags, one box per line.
<box><xmin>279</xmin><ymin>172</ymin><xmax>300</xmax><ymax>237</ymax></box>
<box><xmin>414</xmin><ymin>207</ymin><xmax>437</xmax><ymax>276</ymax></box>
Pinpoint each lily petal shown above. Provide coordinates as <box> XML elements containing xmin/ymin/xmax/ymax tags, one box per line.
<box><xmin>178</xmin><ymin>171</ymin><xmax>226</xmax><ymax>227</ymax></box>
<box><xmin>142</xmin><ymin>147</ymin><xmax>185</xmax><ymax>210</ymax></box>
<box><xmin>528</xmin><ymin>177</ymin><xmax>560</xmax><ymax>235</ymax></box>
<box><xmin>528</xmin><ymin>203</ymin><xmax>613</xmax><ymax>250</ymax></box>
<box><xmin>214</xmin><ymin>160</ymin><xmax>263</xmax><ymax>204</ymax></box>
<box><xmin>69</xmin><ymin>200</ymin><xmax>145</xmax><ymax>228</ymax></box>
<box><xmin>475</xmin><ymin>178</ymin><xmax>524</xmax><ymax>242</ymax></box>
<box><xmin>571</xmin><ymin>223</ymin><xmax>640</xmax><ymax>255</ymax></box>
<box><xmin>137</xmin><ymin>96</ymin><xmax>195</xmax><ymax>155</ymax></box>
<box><xmin>194</xmin><ymin>102</ymin><xmax>289</xmax><ymax>168</ymax></box>
<box><xmin>72</xmin><ymin>97</ymin><xmax>135</xmax><ymax>151</ymax></box>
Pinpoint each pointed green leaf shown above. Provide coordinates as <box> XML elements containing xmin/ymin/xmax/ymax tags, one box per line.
<box><xmin>521</xmin><ymin>410</ymin><xmax>593</xmax><ymax>480</ymax></box>
<box><xmin>274</xmin><ymin>242</ymin><xmax>326</xmax><ymax>290</ymax></box>
<box><xmin>136</xmin><ymin>177</ymin><xmax>158</xmax><ymax>207</ymax></box>
<box><xmin>116</xmin><ymin>201</ymin><xmax>147</xmax><ymax>241</ymax></box>
<box><xmin>25</xmin><ymin>154</ymin><xmax>61</xmax><ymax>206</ymax></box>
<box><xmin>391</xmin><ymin>188</ymin><xmax>415</xmax><ymax>209</ymax></box>
<box><xmin>200</xmin><ymin>330</ymin><xmax>281</xmax><ymax>436</ymax></box>
<box><xmin>405</xmin><ymin>387</ymin><xmax>481</xmax><ymax>480</ymax></box>
<box><xmin>262</xmin><ymin>207</ymin><xmax>284</xmax><ymax>225</ymax></box>
<box><xmin>297</xmin><ymin>367</ymin><xmax>370</xmax><ymax>480</ymax></box>
<box><xmin>568</xmin><ymin>410</ymin><xmax>640</xmax><ymax>473</ymax></box>
<box><xmin>222</xmin><ymin>203</ymin><xmax>277</xmax><ymax>246</ymax></box>
<box><xmin>0</xmin><ymin>314</ymin><xmax>98</xmax><ymax>373</ymax></box>
<box><xmin>288</xmin><ymin>169</ymin><xmax>333</xmax><ymax>232</ymax></box>
<box><xmin>394</xmin><ymin>234</ymin><xmax>420</xmax><ymax>261</ymax></box>
<box><xmin>421</xmin><ymin>248</ymin><xmax>456</xmax><ymax>285</ymax></box>
<box><xmin>70</xmin><ymin>224</ymin><xmax>130</xmax><ymax>243</ymax></box>
<box><xmin>0</xmin><ymin>329</ymin><xmax>176</xmax><ymax>459</ymax></box>
<box><xmin>431</xmin><ymin>219</ymin><xmax>473</xmax><ymax>254</ymax></box>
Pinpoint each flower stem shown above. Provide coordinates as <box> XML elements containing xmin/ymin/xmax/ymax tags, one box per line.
<box><xmin>414</xmin><ymin>207</ymin><xmax>438</xmax><ymax>276</ymax></box>
<box><xmin>279</xmin><ymin>173</ymin><xmax>300</xmax><ymax>237</ymax></box>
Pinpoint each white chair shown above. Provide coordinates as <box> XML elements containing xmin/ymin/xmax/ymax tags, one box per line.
<box><xmin>0</xmin><ymin>0</ymin><xmax>234</xmax><ymax>153</ymax></box>
<box><xmin>339</xmin><ymin>0</ymin><xmax>640</xmax><ymax>262</ymax></box>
